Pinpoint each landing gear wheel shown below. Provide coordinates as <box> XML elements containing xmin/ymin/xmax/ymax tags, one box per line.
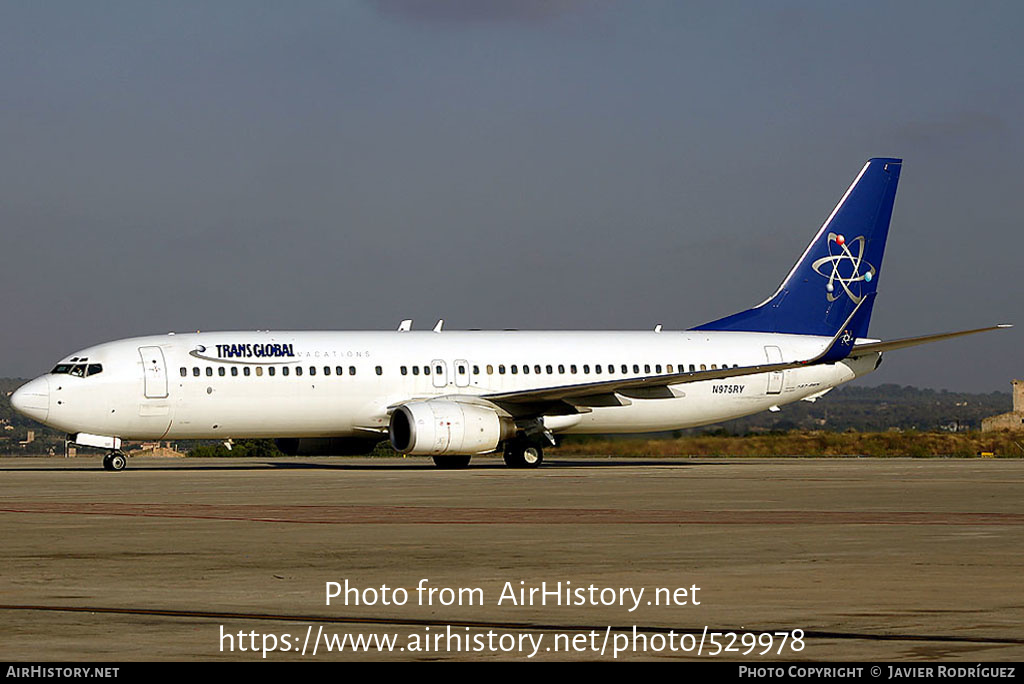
<box><xmin>107</xmin><ymin>452</ymin><xmax>127</xmax><ymax>472</ymax></box>
<box><xmin>503</xmin><ymin>442</ymin><xmax>543</xmax><ymax>469</ymax></box>
<box><xmin>432</xmin><ymin>455</ymin><xmax>471</xmax><ymax>469</ymax></box>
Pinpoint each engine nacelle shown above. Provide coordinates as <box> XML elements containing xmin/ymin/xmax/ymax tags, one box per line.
<box><xmin>389</xmin><ymin>400</ymin><xmax>514</xmax><ymax>456</ymax></box>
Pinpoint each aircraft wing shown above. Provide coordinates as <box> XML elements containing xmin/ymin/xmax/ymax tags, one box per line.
<box><xmin>850</xmin><ymin>324</ymin><xmax>1011</xmax><ymax>354</ymax></box>
<box><xmin>482</xmin><ymin>321</ymin><xmax>1010</xmax><ymax>412</ymax></box>
<box><xmin>482</xmin><ymin>297</ymin><xmax>872</xmax><ymax>409</ymax></box>
<box><xmin>482</xmin><ymin>358</ymin><xmax>814</xmax><ymax>407</ymax></box>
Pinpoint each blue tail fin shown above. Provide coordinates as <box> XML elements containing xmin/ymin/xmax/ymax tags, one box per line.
<box><xmin>693</xmin><ymin>158</ymin><xmax>901</xmax><ymax>338</ymax></box>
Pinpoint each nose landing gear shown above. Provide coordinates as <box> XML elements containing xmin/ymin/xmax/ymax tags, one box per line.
<box><xmin>102</xmin><ymin>451</ymin><xmax>128</xmax><ymax>471</ymax></box>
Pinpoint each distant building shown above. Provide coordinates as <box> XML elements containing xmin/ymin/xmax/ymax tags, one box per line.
<box><xmin>128</xmin><ymin>441</ymin><xmax>182</xmax><ymax>458</ymax></box>
<box><xmin>982</xmin><ymin>380</ymin><xmax>1024</xmax><ymax>432</ymax></box>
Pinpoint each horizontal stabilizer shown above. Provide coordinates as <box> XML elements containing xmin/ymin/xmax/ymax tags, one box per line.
<box><xmin>851</xmin><ymin>324</ymin><xmax>1011</xmax><ymax>355</ymax></box>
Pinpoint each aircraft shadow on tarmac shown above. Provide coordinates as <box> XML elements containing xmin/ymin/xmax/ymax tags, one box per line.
<box><xmin>0</xmin><ymin>457</ymin><xmax>745</xmax><ymax>472</ymax></box>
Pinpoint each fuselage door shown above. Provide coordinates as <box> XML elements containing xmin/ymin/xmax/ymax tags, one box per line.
<box><xmin>431</xmin><ymin>359</ymin><xmax>448</xmax><ymax>388</ymax></box>
<box><xmin>764</xmin><ymin>345</ymin><xmax>783</xmax><ymax>395</ymax></box>
<box><xmin>454</xmin><ymin>359</ymin><xmax>470</xmax><ymax>388</ymax></box>
<box><xmin>139</xmin><ymin>346</ymin><xmax>169</xmax><ymax>399</ymax></box>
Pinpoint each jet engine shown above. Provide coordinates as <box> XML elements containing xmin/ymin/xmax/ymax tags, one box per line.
<box><xmin>389</xmin><ymin>400</ymin><xmax>515</xmax><ymax>455</ymax></box>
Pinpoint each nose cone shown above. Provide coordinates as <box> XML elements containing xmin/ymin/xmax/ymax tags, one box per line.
<box><xmin>10</xmin><ymin>376</ymin><xmax>49</xmax><ymax>423</ymax></box>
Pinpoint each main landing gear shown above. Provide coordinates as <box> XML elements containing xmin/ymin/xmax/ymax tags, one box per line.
<box><xmin>428</xmin><ymin>438</ymin><xmax>546</xmax><ymax>470</ymax></box>
<box><xmin>102</xmin><ymin>451</ymin><xmax>128</xmax><ymax>472</ymax></box>
<box><xmin>503</xmin><ymin>440</ymin><xmax>543</xmax><ymax>469</ymax></box>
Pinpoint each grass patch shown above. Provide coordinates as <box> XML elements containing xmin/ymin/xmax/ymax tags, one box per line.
<box><xmin>553</xmin><ymin>431</ymin><xmax>1024</xmax><ymax>458</ymax></box>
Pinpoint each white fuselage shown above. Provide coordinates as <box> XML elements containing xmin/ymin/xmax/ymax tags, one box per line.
<box><xmin>16</xmin><ymin>329</ymin><xmax>878</xmax><ymax>442</ymax></box>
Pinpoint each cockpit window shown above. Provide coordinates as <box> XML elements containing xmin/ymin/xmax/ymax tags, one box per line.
<box><xmin>52</xmin><ymin>363</ymin><xmax>103</xmax><ymax>376</ymax></box>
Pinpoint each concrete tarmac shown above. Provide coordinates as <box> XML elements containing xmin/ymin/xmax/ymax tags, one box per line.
<box><xmin>1</xmin><ymin>455</ymin><xmax>1022</xmax><ymax>661</ymax></box>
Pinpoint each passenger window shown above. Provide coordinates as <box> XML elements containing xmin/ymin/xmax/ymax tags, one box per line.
<box><xmin>268</xmin><ymin>367</ymin><xmax>275</xmax><ymax>376</ymax></box>
<box><xmin>498</xmin><ymin>365</ymin><xmax>506</xmax><ymax>375</ymax></box>
<box><xmin>180</xmin><ymin>367</ymin><xmax>187</xmax><ymax>377</ymax></box>
<box><xmin>583</xmin><ymin>365</ymin><xmax>590</xmax><ymax>374</ymax></box>
<box><xmin>621</xmin><ymin>364</ymin><xmax>628</xmax><ymax>374</ymax></box>
<box><xmin>473</xmin><ymin>365</ymin><xmax>479</xmax><ymax>375</ymax></box>
<box><xmin>401</xmin><ymin>366</ymin><xmax>408</xmax><ymax>375</ymax></box>
<box><xmin>231</xmin><ymin>367</ymin><xmax>238</xmax><ymax>376</ymax></box>
<box><xmin>376</xmin><ymin>366</ymin><xmax>382</xmax><ymax>376</ymax></box>
<box><xmin>336</xmin><ymin>366</ymin><xmax>343</xmax><ymax>375</ymax></box>
<box><xmin>256</xmin><ymin>367</ymin><xmax>263</xmax><ymax>377</ymax></box>
<box><xmin>424</xmin><ymin>366</ymin><xmax>430</xmax><ymax>375</ymax></box>
<box><xmin>511</xmin><ymin>365</ymin><xmax>518</xmax><ymax>375</ymax></box>
<box><xmin>594</xmin><ymin>365</ymin><xmax>602</xmax><ymax>374</ymax></box>
<box><xmin>571</xmin><ymin>365</ymin><xmax>577</xmax><ymax>374</ymax></box>
<box><xmin>711</xmin><ymin>364</ymin><xmax>718</xmax><ymax>370</ymax></box>
<box><xmin>281</xmin><ymin>367</ymin><xmax>288</xmax><ymax>376</ymax></box>
<box><xmin>206</xmin><ymin>367</ymin><xmax>213</xmax><ymax>377</ymax></box>
<box><xmin>633</xmin><ymin>364</ymin><xmax>640</xmax><ymax>374</ymax></box>
<box><xmin>546</xmin><ymin>365</ymin><xmax>553</xmax><ymax>374</ymax></box>
<box><xmin>324</xmin><ymin>366</ymin><xmax>331</xmax><ymax>376</ymax></box>
<box><xmin>412</xmin><ymin>366</ymin><xmax>420</xmax><ymax>376</ymax></box>
<box><xmin>193</xmin><ymin>367</ymin><xmax>200</xmax><ymax>377</ymax></box>
<box><xmin>656</xmin><ymin>364</ymin><xmax>662</xmax><ymax>373</ymax></box>
<box><xmin>667</xmin><ymin>364</ymin><xmax>674</xmax><ymax>373</ymax></box>
<box><xmin>458</xmin><ymin>365</ymin><xmax>466</xmax><ymax>375</ymax></box>
<box><xmin>535</xmin><ymin>365</ymin><xmax>542</xmax><ymax>374</ymax></box>
<box><xmin>689</xmin><ymin>364</ymin><xmax>696</xmax><ymax>372</ymax></box>
<box><xmin>244</xmin><ymin>367</ymin><xmax>251</xmax><ymax>376</ymax></box>
<box><xmin>349</xmin><ymin>366</ymin><xmax>356</xmax><ymax>375</ymax></box>
<box><xmin>558</xmin><ymin>364</ymin><xmax>565</xmax><ymax>374</ymax></box>
<box><xmin>309</xmin><ymin>366</ymin><xmax>316</xmax><ymax>376</ymax></box>
<box><xmin>700</xmin><ymin>364</ymin><xmax>706</xmax><ymax>371</ymax></box>
<box><xmin>523</xmin><ymin>365</ymin><xmax>530</xmax><ymax>375</ymax></box>
<box><xmin>218</xmin><ymin>367</ymin><xmax>226</xmax><ymax>377</ymax></box>
<box><xmin>487</xmin><ymin>365</ymin><xmax>494</xmax><ymax>375</ymax></box>
<box><xmin>296</xmin><ymin>367</ymin><xmax>303</xmax><ymax>376</ymax></box>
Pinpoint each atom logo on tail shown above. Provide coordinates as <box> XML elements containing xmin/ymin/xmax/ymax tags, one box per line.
<box><xmin>811</xmin><ymin>233</ymin><xmax>876</xmax><ymax>303</ymax></box>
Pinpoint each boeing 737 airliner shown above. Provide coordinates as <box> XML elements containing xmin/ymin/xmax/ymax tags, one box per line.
<box><xmin>10</xmin><ymin>158</ymin><xmax>1009</xmax><ymax>470</ymax></box>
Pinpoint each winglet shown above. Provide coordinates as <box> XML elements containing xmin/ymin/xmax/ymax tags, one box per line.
<box><xmin>813</xmin><ymin>293</ymin><xmax>874</xmax><ymax>363</ymax></box>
